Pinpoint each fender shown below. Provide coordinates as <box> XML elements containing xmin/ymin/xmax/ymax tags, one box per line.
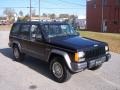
<box><xmin>49</xmin><ymin>49</ymin><xmax>72</xmax><ymax>70</ymax></box>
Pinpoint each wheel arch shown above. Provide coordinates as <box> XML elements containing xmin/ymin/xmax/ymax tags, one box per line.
<box><xmin>12</xmin><ymin>41</ymin><xmax>22</xmax><ymax>52</ymax></box>
<box><xmin>48</xmin><ymin>49</ymin><xmax>72</xmax><ymax>70</ymax></box>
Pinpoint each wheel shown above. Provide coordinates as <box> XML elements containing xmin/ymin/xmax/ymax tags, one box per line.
<box><xmin>89</xmin><ymin>65</ymin><xmax>102</xmax><ymax>70</ymax></box>
<box><xmin>50</xmin><ymin>57</ymin><xmax>71</xmax><ymax>83</ymax></box>
<box><xmin>13</xmin><ymin>45</ymin><xmax>25</xmax><ymax>62</ymax></box>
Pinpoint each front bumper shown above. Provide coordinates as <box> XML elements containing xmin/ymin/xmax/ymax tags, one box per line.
<box><xmin>70</xmin><ymin>53</ymin><xmax>111</xmax><ymax>72</ymax></box>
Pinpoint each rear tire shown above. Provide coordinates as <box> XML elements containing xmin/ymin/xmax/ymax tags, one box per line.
<box><xmin>13</xmin><ymin>45</ymin><xmax>25</xmax><ymax>62</ymax></box>
<box><xmin>50</xmin><ymin>57</ymin><xmax>71</xmax><ymax>83</ymax></box>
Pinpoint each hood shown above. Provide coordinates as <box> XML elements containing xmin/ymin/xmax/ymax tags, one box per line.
<box><xmin>49</xmin><ymin>36</ymin><xmax>105</xmax><ymax>51</ymax></box>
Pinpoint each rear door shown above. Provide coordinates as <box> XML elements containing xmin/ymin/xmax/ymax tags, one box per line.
<box><xmin>19</xmin><ymin>23</ymin><xmax>31</xmax><ymax>53</ymax></box>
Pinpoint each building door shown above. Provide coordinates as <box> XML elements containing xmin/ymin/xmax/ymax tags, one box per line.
<box><xmin>102</xmin><ymin>20</ymin><xmax>107</xmax><ymax>32</ymax></box>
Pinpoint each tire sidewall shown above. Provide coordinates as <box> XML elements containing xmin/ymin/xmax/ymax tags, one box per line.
<box><xmin>50</xmin><ymin>57</ymin><xmax>71</xmax><ymax>83</ymax></box>
<box><xmin>13</xmin><ymin>46</ymin><xmax>20</xmax><ymax>60</ymax></box>
<box><xmin>13</xmin><ymin>45</ymin><xmax>24</xmax><ymax>62</ymax></box>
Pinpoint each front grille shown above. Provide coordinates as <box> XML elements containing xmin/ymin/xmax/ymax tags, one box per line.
<box><xmin>85</xmin><ymin>47</ymin><xmax>105</xmax><ymax>59</ymax></box>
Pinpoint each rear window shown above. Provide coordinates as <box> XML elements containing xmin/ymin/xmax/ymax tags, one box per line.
<box><xmin>11</xmin><ymin>23</ymin><xmax>20</xmax><ymax>35</ymax></box>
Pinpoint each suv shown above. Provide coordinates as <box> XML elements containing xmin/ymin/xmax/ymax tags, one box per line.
<box><xmin>9</xmin><ymin>21</ymin><xmax>111</xmax><ymax>83</ymax></box>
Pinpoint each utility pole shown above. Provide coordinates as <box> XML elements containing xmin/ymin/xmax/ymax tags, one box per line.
<box><xmin>30</xmin><ymin>0</ymin><xmax>32</xmax><ymax>21</ymax></box>
<box><xmin>101</xmin><ymin>0</ymin><xmax>104</xmax><ymax>32</ymax></box>
<box><xmin>39</xmin><ymin>0</ymin><xmax>41</xmax><ymax>21</ymax></box>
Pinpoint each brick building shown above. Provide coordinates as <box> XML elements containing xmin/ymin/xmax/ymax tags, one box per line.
<box><xmin>87</xmin><ymin>0</ymin><xmax>120</xmax><ymax>33</ymax></box>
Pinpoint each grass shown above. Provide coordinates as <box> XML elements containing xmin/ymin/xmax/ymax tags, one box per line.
<box><xmin>80</xmin><ymin>31</ymin><xmax>120</xmax><ymax>54</ymax></box>
<box><xmin>0</xmin><ymin>25</ymin><xmax>12</xmax><ymax>31</ymax></box>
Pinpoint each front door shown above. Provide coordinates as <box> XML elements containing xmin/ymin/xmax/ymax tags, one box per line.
<box><xmin>29</xmin><ymin>24</ymin><xmax>47</xmax><ymax>61</ymax></box>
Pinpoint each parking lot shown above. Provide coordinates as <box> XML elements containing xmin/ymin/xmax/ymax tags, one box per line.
<box><xmin>0</xmin><ymin>31</ymin><xmax>120</xmax><ymax>90</ymax></box>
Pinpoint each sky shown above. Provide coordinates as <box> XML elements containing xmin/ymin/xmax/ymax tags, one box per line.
<box><xmin>0</xmin><ymin>0</ymin><xmax>86</xmax><ymax>19</ymax></box>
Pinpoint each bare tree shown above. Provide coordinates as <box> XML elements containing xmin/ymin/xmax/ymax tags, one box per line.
<box><xmin>42</xmin><ymin>13</ymin><xmax>47</xmax><ymax>17</ymax></box>
<box><xmin>23</xmin><ymin>14</ymin><xmax>30</xmax><ymax>21</ymax></box>
<box><xmin>59</xmin><ymin>14</ymin><xmax>69</xmax><ymax>18</ymax></box>
<box><xmin>3</xmin><ymin>8</ymin><xmax>15</xmax><ymax>21</ymax></box>
<box><xmin>19</xmin><ymin>10</ymin><xmax>23</xmax><ymax>17</ymax></box>
<box><xmin>49</xmin><ymin>13</ymin><xmax>56</xmax><ymax>19</ymax></box>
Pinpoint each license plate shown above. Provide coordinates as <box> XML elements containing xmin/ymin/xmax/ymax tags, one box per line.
<box><xmin>96</xmin><ymin>60</ymin><xmax>102</xmax><ymax>65</ymax></box>
<box><xmin>89</xmin><ymin>56</ymin><xmax>106</xmax><ymax>68</ymax></box>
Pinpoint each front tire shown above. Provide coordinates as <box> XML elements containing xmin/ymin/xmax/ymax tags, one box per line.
<box><xmin>50</xmin><ymin>57</ymin><xmax>71</xmax><ymax>83</ymax></box>
<box><xmin>13</xmin><ymin>45</ymin><xmax>25</xmax><ymax>62</ymax></box>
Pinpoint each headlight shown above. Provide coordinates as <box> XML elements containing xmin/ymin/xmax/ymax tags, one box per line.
<box><xmin>105</xmin><ymin>46</ymin><xmax>109</xmax><ymax>51</ymax></box>
<box><xmin>78</xmin><ymin>52</ymin><xmax>85</xmax><ymax>58</ymax></box>
<box><xmin>75</xmin><ymin>51</ymin><xmax>85</xmax><ymax>62</ymax></box>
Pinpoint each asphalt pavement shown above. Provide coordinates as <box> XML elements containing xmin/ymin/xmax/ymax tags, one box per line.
<box><xmin>0</xmin><ymin>31</ymin><xmax>120</xmax><ymax>90</ymax></box>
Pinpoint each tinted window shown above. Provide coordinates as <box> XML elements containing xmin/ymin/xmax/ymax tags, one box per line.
<box><xmin>49</xmin><ymin>25</ymin><xmax>60</xmax><ymax>36</ymax></box>
<box><xmin>43</xmin><ymin>24</ymin><xmax>77</xmax><ymax>38</ymax></box>
<box><xmin>36</xmin><ymin>29</ymin><xmax>42</xmax><ymax>40</ymax></box>
<box><xmin>20</xmin><ymin>24</ymin><xmax>30</xmax><ymax>39</ymax></box>
<box><xmin>11</xmin><ymin>24</ymin><xmax>20</xmax><ymax>35</ymax></box>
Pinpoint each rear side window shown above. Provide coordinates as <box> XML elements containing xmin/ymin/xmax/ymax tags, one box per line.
<box><xmin>11</xmin><ymin>24</ymin><xmax>20</xmax><ymax>35</ymax></box>
<box><xmin>20</xmin><ymin>24</ymin><xmax>30</xmax><ymax>39</ymax></box>
<box><xmin>21</xmin><ymin>24</ymin><xmax>30</xmax><ymax>35</ymax></box>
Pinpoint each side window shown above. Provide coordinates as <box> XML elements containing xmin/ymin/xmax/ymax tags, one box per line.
<box><xmin>48</xmin><ymin>25</ymin><xmax>60</xmax><ymax>37</ymax></box>
<box><xmin>43</xmin><ymin>25</ymin><xmax>49</xmax><ymax>35</ymax></box>
<box><xmin>20</xmin><ymin>24</ymin><xmax>30</xmax><ymax>39</ymax></box>
<box><xmin>11</xmin><ymin>24</ymin><xmax>20</xmax><ymax>35</ymax></box>
<box><xmin>36</xmin><ymin>28</ymin><xmax>42</xmax><ymax>40</ymax></box>
<box><xmin>30</xmin><ymin>25</ymin><xmax>38</xmax><ymax>40</ymax></box>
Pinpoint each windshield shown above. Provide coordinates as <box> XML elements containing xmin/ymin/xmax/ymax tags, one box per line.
<box><xmin>43</xmin><ymin>24</ymin><xmax>78</xmax><ymax>38</ymax></box>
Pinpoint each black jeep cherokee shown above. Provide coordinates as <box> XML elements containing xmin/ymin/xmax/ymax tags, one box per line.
<box><xmin>9</xmin><ymin>21</ymin><xmax>111</xmax><ymax>83</ymax></box>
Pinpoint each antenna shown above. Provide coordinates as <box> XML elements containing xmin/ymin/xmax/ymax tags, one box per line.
<box><xmin>30</xmin><ymin>0</ymin><xmax>32</xmax><ymax>21</ymax></box>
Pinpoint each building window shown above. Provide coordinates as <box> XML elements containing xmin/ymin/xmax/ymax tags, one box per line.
<box><xmin>87</xmin><ymin>0</ymin><xmax>96</xmax><ymax>8</ymax></box>
<box><xmin>93</xmin><ymin>0</ymin><xmax>96</xmax><ymax>8</ymax></box>
<box><xmin>116</xmin><ymin>0</ymin><xmax>120</xmax><ymax>6</ymax></box>
<box><xmin>113</xmin><ymin>20</ymin><xmax>119</xmax><ymax>25</ymax></box>
<box><xmin>103</xmin><ymin>0</ymin><xmax>107</xmax><ymax>6</ymax></box>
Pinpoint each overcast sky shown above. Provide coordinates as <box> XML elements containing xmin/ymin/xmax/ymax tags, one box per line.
<box><xmin>0</xmin><ymin>0</ymin><xmax>86</xmax><ymax>19</ymax></box>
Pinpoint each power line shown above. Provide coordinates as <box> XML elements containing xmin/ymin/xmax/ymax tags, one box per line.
<box><xmin>0</xmin><ymin>7</ymin><xmax>36</xmax><ymax>9</ymax></box>
<box><xmin>40</xmin><ymin>7</ymin><xmax>85</xmax><ymax>9</ymax></box>
<box><xmin>58</xmin><ymin>0</ymin><xmax>86</xmax><ymax>6</ymax></box>
<box><xmin>0</xmin><ymin>7</ymin><xmax>85</xmax><ymax>9</ymax></box>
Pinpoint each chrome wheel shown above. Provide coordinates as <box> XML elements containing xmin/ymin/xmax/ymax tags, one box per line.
<box><xmin>52</xmin><ymin>62</ymin><xmax>63</xmax><ymax>78</ymax></box>
<box><xmin>14</xmin><ymin>48</ymin><xmax>19</xmax><ymax>59</ymax></box>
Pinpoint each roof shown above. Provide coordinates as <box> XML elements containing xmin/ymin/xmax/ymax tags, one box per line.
<box><xmin>14</xmin><ymin>21</ymin><xmax>69</xmax><ymax>25</ymax></box>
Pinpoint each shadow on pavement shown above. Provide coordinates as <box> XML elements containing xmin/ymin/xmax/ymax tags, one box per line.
<box><xmin>0</xmin><ymin>48</ymin><xmax>54</xmax><ymax>82</ymax></box>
